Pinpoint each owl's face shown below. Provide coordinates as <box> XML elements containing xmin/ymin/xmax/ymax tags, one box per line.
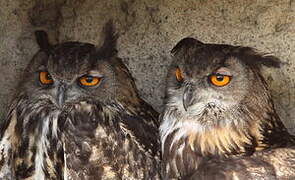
<box><xmin>163</xmin><ymin>38</ymin><xmax>279</xmax><ymax>127</ymax></box>
<box><xmin>19</xmin><ymin>42</ymin><xmax>120</xmax><ymax>109</ymax></box>
<box><xmin>167</xmin><ymin>50</ymin><xmax>252</xmax><ymax>118</ymax></box>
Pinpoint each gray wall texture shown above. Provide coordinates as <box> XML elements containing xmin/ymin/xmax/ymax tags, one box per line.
<box><xmin>0</xmin><ymin>0</ymin><xmax>294</xmax><ymax>131</ymax></box>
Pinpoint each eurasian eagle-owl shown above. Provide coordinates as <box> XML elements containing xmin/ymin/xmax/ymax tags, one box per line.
<box><xmin>0</xmin><ymin>21</ymin><xmax>160</xmax><ymax>179</ymax></box>
<box><xmin>160</xmin><ymin>38</ymin><xmax>295</xmax><ymax>179</ymax></box>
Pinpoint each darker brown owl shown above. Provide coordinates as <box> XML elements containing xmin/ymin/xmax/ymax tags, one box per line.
<box><xmin>0</xmin><ymin>21</ymin><xmax>160</xmax><ymax>179</ymax></box>
<box><xmin>160</xmin><ymin>38</ymin><xmax>295</xmax><ymax>179</ymax></box>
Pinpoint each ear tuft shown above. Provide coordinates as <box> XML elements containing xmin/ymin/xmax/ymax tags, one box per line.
<box><xmin>171</xmin><ymin>37</ymin><xmax>204</xmax><ymax>55</ymax></box>
<box><xmin>34</xmin><ymin>30</ymin><xmax>52</xmax><ymax>52</ymax></box>
<box><xmin>233</xmin><ymin>46</ymin><xmax>281</xmax><ymax>68</ymax></box>
<box><xmin>96</xmin><ymin>20</ymin><xmax>119</xmax><ymax>59</ymax></box>
<box><xmin>257</xmin><ymin>54</ymin><xmax>281</xmax><ymax>68</ymax></box>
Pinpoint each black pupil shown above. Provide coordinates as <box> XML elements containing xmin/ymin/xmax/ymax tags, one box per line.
<box><xmin>85</xmin><ymin>76</ymin><xmax>93</xmax><ymax>83</ymax></box>
<box><xmin>46</xmin><ymin>73</ymin><xmax>52</xmax><ymax>80</ymax></box>
<box><xmin>216</xmin><ymin>75</ymin><xmax>224</xmax><ymax>81</ymax></box>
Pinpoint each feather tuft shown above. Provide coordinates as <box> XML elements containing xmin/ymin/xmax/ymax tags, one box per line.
<box><xmin>34</xmin><ymin>30</ymin><xmax>52</xmax><ymax>53</ymax></box>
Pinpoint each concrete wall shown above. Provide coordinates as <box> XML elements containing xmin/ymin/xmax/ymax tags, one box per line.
<box><xmin>0</xmin><ymin>0</ymin><xmax>294</xmax><ymax>131</ymax></box>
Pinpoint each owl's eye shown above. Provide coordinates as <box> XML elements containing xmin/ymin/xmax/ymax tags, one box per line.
<box><xmin>175</xmin><ymin>67</ymin><xmax>183</xmax><ymax>82</ymax></box>
<box><xmin>79</xmin><ymin>75</ymin><xmax>101</xmax><ymax>87</ymax></box>
<box><xmin>39</xmin><ymin>71</ymin><xmax>53</xmax><ymax>85</ymax></box>
<box><xmin>209</xmin><ymin>74</ymin><xmax>231</xmax><ymax>87</ymax></box>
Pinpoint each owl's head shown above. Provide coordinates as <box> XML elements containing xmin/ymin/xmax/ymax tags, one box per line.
<box><xmin>18</xmin><ymin>21</ymin><xmax>138</xmax><ymax>108</ymax></box>
<box><xmin>163</xmin><ymin>37</ymin><xmax>281</xmax><ymax>128</ymax></box>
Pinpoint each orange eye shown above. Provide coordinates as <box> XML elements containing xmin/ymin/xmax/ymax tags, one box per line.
<box><xmin>175</xmin><ymin>67</ymin><xmax>183</xmax><ymax>82</ymax></box>
<box><xmin>79</xmin><ymin>75</ymin><xmax>101</xmax><ymax>87</ymax></box>
<box><xmin>39</xmin><ymin>71</ymin><xmax>53</xmax><ymax>85</ymax></box>
<box><xmin>209</xmin><ymin>74</ymin><xmax>231</xmax><ymax>87</ymax></box>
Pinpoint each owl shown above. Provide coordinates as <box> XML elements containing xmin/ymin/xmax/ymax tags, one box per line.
<box><xmin>0</xmin><ymin>21</ymin><xmax>160</xmax><ymax>179</ymax></box>
<box><xmin>160</xmin><ymin>38</ymin><xmax>295</xmax><ymax>179</ymax></box>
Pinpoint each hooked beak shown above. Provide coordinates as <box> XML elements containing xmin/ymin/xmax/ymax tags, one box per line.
<box><xmin>182</xmin><ymin>83</ymin><xmax>194</xmax><ymax>111</ymax></box>
<box><xmin>56</xmin><ymin>83</ymin><xmax>66</xmax><ymax>106</ymax></box>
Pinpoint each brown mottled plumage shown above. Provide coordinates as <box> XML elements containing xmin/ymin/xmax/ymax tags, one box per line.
<box><xmin>0</xmin><ymin>21</ymin><xmax>160</xmax><ymax>179</ymax></box>
<box><xmin>160</xmin><ymin>38</ymin><xmax>295</xmax><ymax>179</ymax></box>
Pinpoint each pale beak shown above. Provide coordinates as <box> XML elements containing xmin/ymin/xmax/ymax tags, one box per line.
<box><xmin>56</xmin><ymin>83</ymin><xmax>66</xmax><ymax>106</ymax></box>
<box><xmin>183</xmin><ymin>83</ymin><xmax>194</xmax><ymax>111</ymax></box>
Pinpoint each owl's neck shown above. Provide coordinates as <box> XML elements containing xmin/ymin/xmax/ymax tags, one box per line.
<box><xmin>160</xmin><ymin>106</ymin><xmax>293</xmax><ymax>178</ymax></box>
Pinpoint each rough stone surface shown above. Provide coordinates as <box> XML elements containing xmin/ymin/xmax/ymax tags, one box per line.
<box><xmin>0</xmin><ymin>0</ymin><xmax>294</xmax><ymax>132</ymax></box>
